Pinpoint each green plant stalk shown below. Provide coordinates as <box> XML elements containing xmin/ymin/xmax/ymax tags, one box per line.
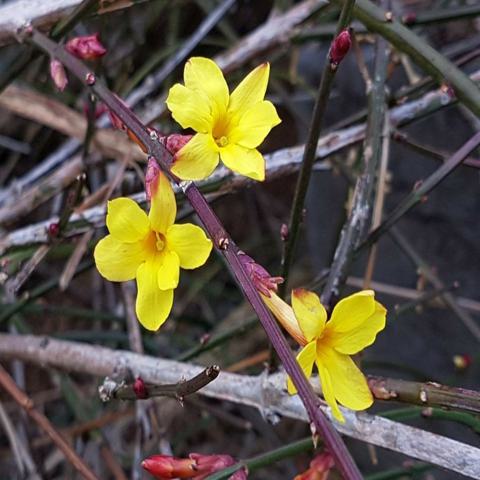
<box><xmin>361</xmin><ymin>130</ymin><xmax>480</xmax><ymax>249</ymax></box>
<box><xmin>332</xmin><ymin>0</ymin><xmax>480</xmax><ymax>117</ymax></box>
<box><xmin>365</xmin><ymin>463</ymin><xmax>430</xmax><ymax>480</ymax></box>
<box><xmin>321</xmin><ymin>19</ymin><xmax>389</xmax><ymax>307</ymax></box>
<box><xmin>206</xmin><ymin>437</ymin><xmax>315</xmax><ymax>480</ymax></box>
<box><xmin>0</xmin><ymin>260</ymin><xmax>93</xmax><ymax>323</ymax></box>
<box><xmin>279</xmin><ymin>0</ymin><xmax>356</xmax><ymax>298</ymax></box>
<box><xmin>401</xmin><ymin>4</ymin><xmax>480</xmax><ymax>26</ymax></box>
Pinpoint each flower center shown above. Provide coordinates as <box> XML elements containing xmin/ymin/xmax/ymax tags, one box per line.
<box><xmin>216</xmin><ymin>135</ymin><xmax>228</xmax><ymax>147</ymax></box>
<box><xmin>155</xmin><ymin>232</ymin><xmax>166</xmax><ymax>252</ymax></box>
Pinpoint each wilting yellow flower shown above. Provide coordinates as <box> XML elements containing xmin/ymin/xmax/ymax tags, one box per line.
<box><xmin>94</xmin><ymin>172</ymin><xmax>213</xmax><ymax>331</ymax></box>
<box><xmin>263</xmin><ymin>289</ymin><xmax>386</xmax><ymax>422</ymax></box>
<box><xmin>166</xmin><ymin>57</ymin><xmax>281</xmax><ymax>181</ymax></box>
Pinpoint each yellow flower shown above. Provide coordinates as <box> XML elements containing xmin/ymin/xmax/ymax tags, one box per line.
<box><xmin>166</xmin><ymin>57</ymin><xmax>281</xmax><ymax>181</ymax></box>
<box><xmin>94</xmin><ymin>172</ymin><xmax>213</xmax><ymax>331</ymax></box>
<box><xmin>263</xmin><ymin>289</ymin><xmax>386</xmax><ymax>422</ymax></box>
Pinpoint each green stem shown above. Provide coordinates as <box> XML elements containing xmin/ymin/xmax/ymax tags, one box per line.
<box><xmin>206</xmin><ymin>437</ymin><xmax>315</xmax><ymax>480</ymax></box>
<box><xmin>365</xmin><ymin>463</ymin><xmax>430</xmax><ymax>480</ymax></box>
<box><xmin>333</xmin><ymin>0</ymin><xmax>480</xmax><ymax>117</ymax></box>
<box><xmin>321</xmin><ymin>18</ymin><xmax>389</xmax><ymax>306</ymax></box>
<box><xmin>401</xmin><ymin>4</ymin><xmax>480</xmax><ymax>26</ymax></box>
<box><xmin>279</xmin><ymin>0</ymin><xmax>356</xmax><ymax>298</ymax></box>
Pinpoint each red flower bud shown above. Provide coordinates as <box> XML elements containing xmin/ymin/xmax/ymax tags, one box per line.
<box><xmin>66</xmin><ymin>34</ymin><xmax>107</xmax><ymax>60</ymax></box>
<box><xmin>238</xmin><ymin>252</ymin><xmax>283</xmax><ymax>297</ymax></box>
<box><xmin>161</xmin><ymin>134</ymin><xmax>193</xmax><ymax>156</ymax></box>
<box><xmin>294</xmin><ymin>452</ymin><xmax>334</xmax><ymax>480</ymax></box>
<box><xmin>329</xmin><ymin>29</ymin><xmax>351</xmax><ymax>66</ymax></box>
<box><xmin>48</xmin><ymin>222</ymin><xmax>60</xmax><ymax>237</ymax></box>
<box><xmin>142</xmin><ymin>453</ymin><xmax>246</xmax><ymax>479</ymax></box>
<box><xmin>133</xmin><ymin>377</ymin><xmax>148</xmax><ymax>399</ymax></box>
<box><xmin>145</xmin><ymin>157</ymin><xmax>161</xmax><ymax>201</ymax></box>
<box><xmin>50</xmin><ymin>59</ymin><xmax>68</xmax><ymax>91</ymax></box>
<box><xmin>402</xmin><ymin>12</ymin><xmax>417</xmax><ymax>25</ymax></box>
<box><xmin>142</xmin><ymin>455</ymin><xmax>196</xmax><ymax>479</ymax></box>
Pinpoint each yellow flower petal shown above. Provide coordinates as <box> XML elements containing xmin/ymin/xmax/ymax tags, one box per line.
<box><xmin>166</xmin><ymin>83</ymin><xmax>212</xmax><ymax>133</ymax></box>
<box><xmin>171</xmin><ymin>133</ymin><xmax>220</xmax><ymax>181</ymax></box>
<box><xmin>316</xmin><ymin>358</ymin><xmax>344</xmax><ymax>423</ymax></box>
<box><xmin>287</xmin><ymin>341</ymin><xmax>317</xmax><ymax>395</ymax></box>
<box><xmin>220</xmin><ymin>144</ymin><xmax>265</xmax><ymax>181</ymax></box>
<box><xmin>291</xmin><ymin>289</ymin><xmax>326</xmax><ymax>343</ymax></box>
<box><xmin>166</xmin><ymin>223</ymin><xmax>212</xmax><ymax>269</ymax></box>
<box><xmin>106</xmin><ymin>197</ymin><xmax>149</xmax><ymax>242</ymax></box>
<box><xmin>229</xmin><ymin>101</ymin><xmax>281</xmax><ymax>149</ymax></box>
<box><xmin>184</xmin><ymin>57</ymin><xmax>229</xmax><ymax>122</ymax></box>
<box><xmin>136</xmin><ymin>260</ymin><xmax>174</xmax><ymax>331</ymax></box>
<box><xmin>156</xmin><ymin>250</ymin><xmax>180</xmax><ymax>290</ymax></box>
<box><xmin>229</xmin><ymin>63</ymin><xmax>270</xmax><ymax>120</ymax></box>
<box><xmin>94</xmin><ymin>235</ymin><xmax>146</xmax><ymax>282</ymax></box>
<box><xmin>328</xmin><ymin>301</ymin><xmax>387</xmax><ymax>355</ymax></box>
<box><xmin>327</xmin><ymin>290</ymin><xmax>376</xmax><ymax>333</ymax></box>
<box><xmin>318</xmin><ymin>347</ymin><xmax>373</xmax><ymax>412</ymax></box>
<box><xmin>149</xmin><ymin>172</ymin><xmax>176</xmax><ymax>234</ymax></box>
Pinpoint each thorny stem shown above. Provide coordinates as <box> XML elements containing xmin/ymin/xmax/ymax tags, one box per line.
<box><xmin>321</xmin><ymin>21</ymin><xmax>389</xmax><ymax>307</ymax></box>
<box><xmin>100</xmin><ymin>366</ymin><xmax>221</xmax><ymax>401</ymax></box>
<box><xmin>279</xmin><ymin>0</ymin><xmax>356</xmax><ymax>298</ymax></box>
<box><xmin>0</xmin><ymin>363</ymin><xmax>99</xmax><ymax>480</ymax></box>
<box><xmin>28</xmin><ymin>30</ymin><xmax>362</xmax><ymax>480</ymax></box>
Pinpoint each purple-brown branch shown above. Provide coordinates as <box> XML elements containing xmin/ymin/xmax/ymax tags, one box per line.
<box><xmin>26</xmin><ymin>29</ymin><xmax>362</xmax><ymax>480</ymax></box>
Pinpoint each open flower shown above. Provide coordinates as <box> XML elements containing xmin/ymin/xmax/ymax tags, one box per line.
<box><xmin>262</xmin><ymin>289</ymin><xmax>386</xmax><ymax>422</ymax></box>
<box><xmin>166</xmin><ymin>57</ymin><xmax>281</xmax><ymax>181</ymax></box>
<box><xmin>94</xmin><ymin>170</ymin><xmax>212</xmax><ymax>331</ymax></box>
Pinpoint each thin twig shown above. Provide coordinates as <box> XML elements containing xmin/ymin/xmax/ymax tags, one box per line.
<box><xmin>321</xmin><ymin>22</ymin><xmax>389</xmax><ymax>306</ymax></box>
<box><xmin>279</xmin><ymin>0</ymin><xmax>356</xmax><ymax>297</ymax></box>
<box><xmin>360</xmin><ymin>131</ymin><xmax>480</xmax><ymax>251</ymax></box>
<box><xmin>99</xmin><ymin>366</ymin><xmax>221</xmax><ymax>402</ymax></box>
<box><xmin>0</xmin><ymin>363</ymin><xmax>99</xmax><ymax>480</ymax></box>
<box><xmin>332</xmin><ymin>0</ymin><xmax>480</xmax><ymax>116</ymax></box>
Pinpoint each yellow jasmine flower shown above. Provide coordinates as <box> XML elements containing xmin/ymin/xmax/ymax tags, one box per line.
<box><xmin>263</xmin><ymin>289</ymin><xmax>386</xmax><ymax>422</ymax></box>
<box><xmin>166</xmin><ymin>57</ymin><xmax>281</xmax><ymax>181</ymax></box>
<box><xmin>94</xmin><ymin>172</ymin><xmax>213</xmax><ymax>331</ymax></box>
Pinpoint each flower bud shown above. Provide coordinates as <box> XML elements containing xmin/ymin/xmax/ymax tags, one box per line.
<box><xmin>142</xmin><ymin>455</ymin><xmax>196</xmax><ymax>479</ymax></box>
<box><xmin>133</xmin><ymin>377</ymin><xmax>148</xmax><ymax>399</ymax></box>
<box><xmin>294</xmin><ymin>452</ymin><xmax>334</xmax><ymax>480</ymax></box>
<box><xmin>145</xmin><ymin>157</ymin><xmax>162</xmax><ymax>202</ymax></box>
<box><xmin>329</xmin><ymin>29</ymin><xmax>351</xmax><ymax>67</ymax></box>
<box><xmin>66</xmin><ymin>34</ymin><xmax>107</xmax><ymax>60</ymax></box>
<box><xmin>50</xmin><ymin>59</ymin><xmax>68</xmax><ymax>91</ymax></box>
<box><xmin>238</xmin><ymin>252</ymin><xmax>283</xmax><ymax>297</ymax></box>
<box><xmin>280</xmin><ymin>223</ymin><xmax>289</xmax><ymax>242</ymax></box>
<box><xmin>453</xmin><ymin>354</ymin><xmax>472</xmax><ymax>370</ymax></box>
<box><xmin>161</xmin><ymin>134</ymin><xmax>193</xmax><ymax>156</ymax></box>
<box><xmin>48</xmin><ymin>222</ymin><xmax>60</xmax><ymax>237</ymax></box>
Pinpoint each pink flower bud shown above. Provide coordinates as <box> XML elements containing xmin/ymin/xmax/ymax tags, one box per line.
<box><xmin>238</xmin><ymin>252</ymin><xmax>283</xmax><ymax>297</ymax></box>
<box><xmin>133</xmin><ymin>377</ymin><xmax>148</xmax><ymax>399</ymax></box>
<box><xmin>402</xmin><ymin>12</ymin><xmax>417</xmax><ymax>25</ymax></box>
<box><xmin>329</xmin><ymin>29</ymin><xmax>351</xmax><ymax>66</ymax></box>
<box><xmin>142</xmin><ymin>455</ymin><xmax>196</xmax><ymax>478</ymax></box>
<box><xmin>142</xmin><ymin>453</ymin><xmax>246</xmax><ymax>479</ymax></box>
<box><xmin>161</xmin><ymin>134</ymin><xmax>193</xmax><ymax>155</ymax></box>
<box><xmin>50</xmin><ymin>59</ymin><xmax>68</xmax><ymax>91</ymax></box>
<box><xmin>48</xmin><ymin>222</ymin><xmax>60</xmax><ymax>237</ymax></box>
<box><xmin>280</xmin><ymin>223</ymin><xmax>289</xmax><ymax>241</ymax></box>
<box><xmin>66</xmin><ymin>34</ymin><xmax>107</xmax><ymax>60</ymax></box>
<box><xmin>145</xmin><ymin>157</ymin><xmax>162</xmax><ymax>201</ymax></box>
<box><xmin>294</xmin><ymin>452</ymin><xmax>334</xmax><ymax>480</ymax></box>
